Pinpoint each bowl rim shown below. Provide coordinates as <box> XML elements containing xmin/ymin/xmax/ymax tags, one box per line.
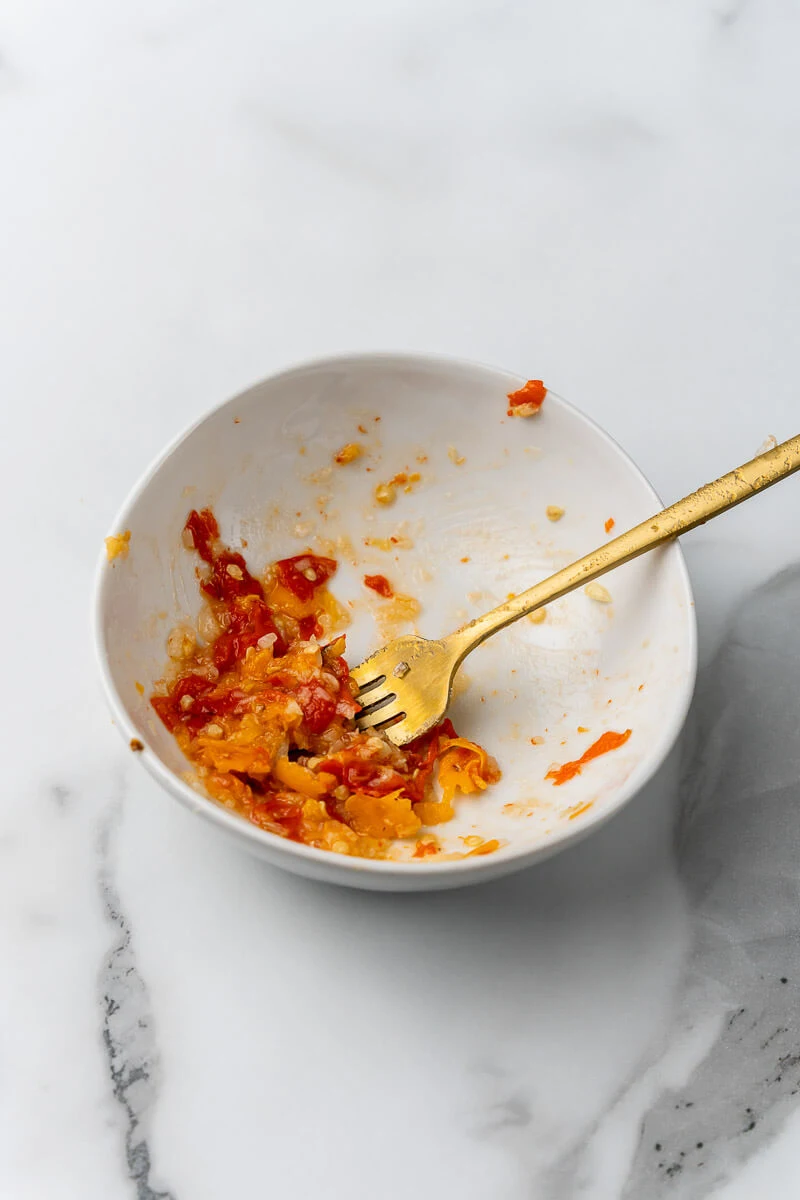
<box><xmin>92</xmin><ymin>350</ymin><xmax>697</xmax><ymax>881</ymax></box>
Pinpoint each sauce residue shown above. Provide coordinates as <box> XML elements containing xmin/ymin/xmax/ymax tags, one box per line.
<box><xmin>567</xmin><ymin>800</ymin><xmax>593</xmax><ymax>820</ymax></box>
<box><xmin>364</xmin><ymin>573</ymin><xmax>394</xmax><ymax>598</ymax></box>
<box><xmin>150</xmin><ymin>509</ymin><xmax>500</xmax><ymax>861</ymax></box>
<box><xmin>507</xmin><ymin>379</ymin><xmax>547</xmax><ymax>417</ymax></box>
<box><xmin>546</xmin><ymin>729</ymin><xmax>632</xmax><ymax>786</ymax></box>
<box><xmin>334</xmin><ymin>442</ymin><xmax>364</xmax><ymax>465</ymax></box>
<box><xmin>373</xmin><ymin>470</ymin><xmax>422</xmax><ymax>507</ymax></box>
<box><xmin>105</xmin><ymin>530</ymin><xmax>131</xmax><ymax>561</ymax></box>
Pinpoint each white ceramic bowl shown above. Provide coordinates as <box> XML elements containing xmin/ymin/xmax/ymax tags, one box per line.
<box><xmin>94</xmin><ymin>353</ymin><xmax>696</xmax><ymax>891</ymax></box>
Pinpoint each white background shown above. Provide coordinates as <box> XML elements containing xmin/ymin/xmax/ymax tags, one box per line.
<box><xmin>2</xmin><ymin>2</ymin><xmax>799</xmax><ymax>1197</ymax></box>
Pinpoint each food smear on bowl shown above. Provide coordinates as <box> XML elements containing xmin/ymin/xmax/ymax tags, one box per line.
<box><xmin>151</xmin><ymin>509</ymin><xmax>501</xmax><ymax>860</ymax></box>
<box><xmin>364</xmin><ymin>530</ymin><xmax>414</xmax><ymax>551</ymax></box>
<box><xmin>373</xmin><ymin>470</ymin><xmax>422</xmax><ymax>507</ymax></box>
<box><xmin>546</xmin><ymin>729</ymin><xmax>632</xmax><ymax>786</ymax></box>
<box><xmin>507</xmin><ymin>379</ymin><xmax>547</xmax><ymax>417</ymax></box>
<box><xmin>105</xmin><ymin>530</ymin><xmax>131</xmax><ymax>561</ymax></box>
<box><xmin>567</xmin><ymin>800</ymin><xmax>594</xmax><ymax>820</ymax></box>
<box><xmin>363</xmin><ymin>573</ymin><xmax>394</xmax><ymax>598</ymax></box>
<box><xmin>333</xmin><ymin>442</ymin><xmax>364</xmax><ymax>465</ymax></box>
<box><xmin>584</xmin><ymin>582</ymin><xmax>612</xmax><ymax>604</ymax></box>
<box><xmin>374</xmin><ymin>592</ymin><xmax>421</xmax><ymax>640</ymax></box>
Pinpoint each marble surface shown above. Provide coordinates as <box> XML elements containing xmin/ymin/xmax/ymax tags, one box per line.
<box><xmin>2</xmin><ymin>1</ymin><xmax>800</xmax><ymax>1196</ymax></box>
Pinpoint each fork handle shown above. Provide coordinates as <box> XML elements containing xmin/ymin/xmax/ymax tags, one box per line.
<box><xmin>445</xmin><ymin>433</ymin><xmax>800</xmax><ymax>660</ymax></box>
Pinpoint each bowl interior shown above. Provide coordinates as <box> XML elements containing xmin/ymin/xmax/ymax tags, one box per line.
<box><xmin>96</xmin><ymin>354</ymin><xmax>695</xmax><ymax>887</ymax></box>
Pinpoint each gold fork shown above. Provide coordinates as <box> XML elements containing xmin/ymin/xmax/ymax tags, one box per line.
<box><xmin>351</xmin><ymin>434</ymin><xmax>800</xmax><ymax>746</ymax></box>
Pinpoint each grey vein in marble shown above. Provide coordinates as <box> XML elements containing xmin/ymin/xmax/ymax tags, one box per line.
<box><xmin>617</xmin><ymin>566</ymin><xmax>800</xmax><ymax>1197</ymax></box>
<box><xmin>98</xmin><ymin>799</ymin><xmax>175</xmax><ymax>1200</ymax></box>
<box><xmin>50</xmin><ymin>784</ymin><xmax>72</xmax><ymax>810</ymax></box>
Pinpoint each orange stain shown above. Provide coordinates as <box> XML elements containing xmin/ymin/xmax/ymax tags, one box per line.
<box><xmin>547</xmin><ymin>730</ymin><xmax>632</xmax><ymax>786</ymax></box>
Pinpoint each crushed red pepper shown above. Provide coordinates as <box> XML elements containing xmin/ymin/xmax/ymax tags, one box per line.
<box><xmin>363</xmin><ymin>573</ymin><xmax>394</xmax><ymax>598</ymax></box>
<box><xmin>275</xmin><ymin>553</ymin><xmax>338</xmax><ymax>603</ymax></box>
<box><xmin>151</xmin><ymin>510</ymin><xmax>500</xmax><ymax>860</ymax></box>
<box><xmin>507</xmin><ymin>379</ymin><xmax>547</xmax><ymax>417</ymax></box>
